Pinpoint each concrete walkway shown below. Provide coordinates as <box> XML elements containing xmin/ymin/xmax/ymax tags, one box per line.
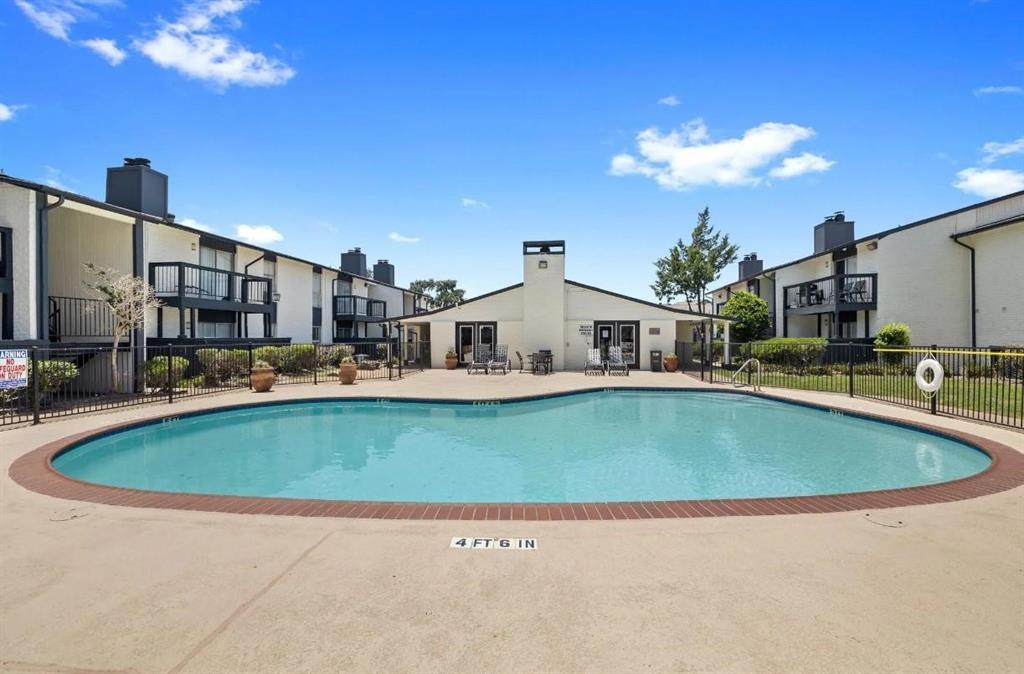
<box><xmin>2</xmin><ymin>370</ymin><xmax>1022</xmax><ymax>673</ymax></box>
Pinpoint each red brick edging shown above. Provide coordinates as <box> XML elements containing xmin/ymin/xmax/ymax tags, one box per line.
<box><xmin>8</xmin><ymin>390</ymin><xmax>1024</xmax><ymax>520</ymax></box>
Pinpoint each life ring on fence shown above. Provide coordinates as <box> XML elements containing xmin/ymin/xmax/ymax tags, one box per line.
<box><xmin>915</xmin><ymin>358</ymin><xmax>944</xmax><ymax>394</ymax></box>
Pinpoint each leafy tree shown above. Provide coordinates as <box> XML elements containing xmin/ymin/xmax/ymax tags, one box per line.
<box><xmin>720</xmin><ymin>291</ymin><xmax>770</xmax><ymax>342</ymax></box>
<box><xmin>83</xmin><ymin>264</ymin><xmax>162</xmax><ymax>391</ymax></box>
<box><xmin>409</xmin><ymin>278</ymin><xmax>466</xmax><ymax>308</ymax></box>
<box><xmin>652</xmin><ymin>207</ymin><xmax>739</xmax><ymax>311</ymax></box>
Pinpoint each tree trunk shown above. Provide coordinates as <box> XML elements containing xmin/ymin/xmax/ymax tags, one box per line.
<box><xmin>110</xmin><ymin>330</ymin><xmax>121</xmax><ymax>393</ymax></box>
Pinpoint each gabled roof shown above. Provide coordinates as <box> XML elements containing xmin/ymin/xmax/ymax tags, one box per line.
<box><xmin>393</xmin><ymin>279</ymin><xmax>727</xmax><ymax>321</ymax></box>
<box><xmin>710</xmin><ymin>189</ymin><xmax>1024</xmax><ymax>293</ymax></box>
<box><xmin>0</xmin><ymin>172</ymin><xmax>426</xmax><ymax>296</ymax></box>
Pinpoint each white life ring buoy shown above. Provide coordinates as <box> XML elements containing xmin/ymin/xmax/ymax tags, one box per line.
<box><xmin>915</xmin><ymin>358</ymin><xmax>944</xmax><ymax>394</ymax></box>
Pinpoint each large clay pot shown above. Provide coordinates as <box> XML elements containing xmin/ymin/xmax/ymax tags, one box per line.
<box><xmin>444</xmin><ymin>356</ymin><xmax>459</xmax><ymax>370</ymax></box>
<box><xmin>250</xmin><ymin>367</ymin><xmax>276</xmax><ymax>392</ymax></box>
<box><xmin>663</xmin><ymin>354</ymin><xmax>679</xmax><ymax>373</ymax></box>
<box><xmin>339</xmin><ymin>362</ymin><xmax>358</xmax><ymax>385</ymax></box>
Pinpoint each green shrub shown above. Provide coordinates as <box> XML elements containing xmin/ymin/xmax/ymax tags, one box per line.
<box><xmin>252</xmin><ymin>346</ymin><xmax>282</xmax><ymax>369</ymax></box>
<box><xmin>752</xmin><ymin>337</ymin><xmax>827</xmax><ymax>370</ymax></box>
<box><xmin>196</xmin><ymin>348</ymin><xmax>249</xmax><ymax>383</ymax></box>
<box><xmin>319</xmin><ymin>344</ymin><xmax>353</xmax><ymax>368</ymax></box>
<box><xmin>720</xmin><ymin>291</ymin><xmax>771</xmax><ymax>342</ymax></box>
<box><xmin>31</xmin><ymin>359</ymin><xmax>79</xmax><ymax>394</ymax></box>
<box><xmin>146</xmin><ymin>356</ymin><xmax>190</xmax><ymax>390</ymax></box>
<box><xmin>280</xmin><ymin>344</ymin><xmax>317</xmax><ymax>374</ymax></box>
<box><xmin>874</xmin><ymin>322</ymin><xmax>911</xmax><ymax>365</ymax></box>
<box><xmin>993</xmin><ymin>346</ymin><xmax>1023</xmax><ymax>381</ymax></box>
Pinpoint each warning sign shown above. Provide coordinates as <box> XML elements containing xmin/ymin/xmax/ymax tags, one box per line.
<box><xmin>0</xmin><ymin>349</ymin><xmax>29</xmax><ymax>390</ymax></box>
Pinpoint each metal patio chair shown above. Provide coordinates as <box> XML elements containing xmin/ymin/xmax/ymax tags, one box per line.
<box><xmin>607</xmin><ymin>346</ymin><xmax>629</xmax><ymax>376</ymax></box>
<box><xmin>488</xmin><ymin>344</ymin><xmax>510</xmax><ymax>375</ymax></box>
<box><xmin>584</xmin><ymin>348</ymin><xmax>606</xmax><ymax>376</ymax></box>
<box><xmin>467</xmin><ymin>344</ymin><xmax>491</xmax><ymax>375</ymax></box>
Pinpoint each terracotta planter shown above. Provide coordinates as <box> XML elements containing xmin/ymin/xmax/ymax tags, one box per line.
<box><xmin>444</xmin><ymin>356</ymin><xmax>459</xmax><ymax>370</ymax></box>
<box><xmin>250</xmin><ymin>367</ymin><xmax>276</xmax><ymax>392</ymax></box>
<box><xmin>339</xmin><ymin>362</ymin><xmax>358</xmax><ymax>385</ymax></box>
<box><xmin>663</xmin><ymin>355</ymin><xmax>679</xmax><ymax>373</ymax></box>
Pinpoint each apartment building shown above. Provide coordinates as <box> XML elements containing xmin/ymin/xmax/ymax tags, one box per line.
<box><xmin>710</xmin><ymin>191</ymin><xmax>1024</xmax><ymax>347</ymax></box>
<box><xmin>0</xmin><ymin>159</ymin><xmax>426</xmax><ymax>347</ymax></box>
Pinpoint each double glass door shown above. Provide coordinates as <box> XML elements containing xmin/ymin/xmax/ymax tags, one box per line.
<box><xmin>594</xmin><ymin>321</ymin><xmax>638</xmax><ymax>366</ymax></box>
<box><xmin>456</xmin><ymin>322</ymin><xmax>496</xmax><ymax>364</ymax></box>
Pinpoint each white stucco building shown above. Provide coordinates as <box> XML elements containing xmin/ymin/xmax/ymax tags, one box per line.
<box><xmin>710</xmin><ymin>192</ymin><xmax>1024</xmax><ymax>347</ymax></box>
<box><xmin>0</xmin><ymin>159</ymin><xmax>426</xmax><ymax>347</ymax></box>
<box><xmin>397</xmin><ymin>241</ymin><xmax>730</xmax><ymax>371</ymax></box>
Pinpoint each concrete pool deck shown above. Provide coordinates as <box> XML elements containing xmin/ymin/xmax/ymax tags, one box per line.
<box><xmin>2</xmin><ymin>370</ymin><xmax>1023</xmax><ymax>673</ymax></box>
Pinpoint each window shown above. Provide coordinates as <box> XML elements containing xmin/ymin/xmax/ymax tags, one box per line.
<box><xmin>312</xmin><ymin>271</ymin><xmax>322</xmax><ymax>308</ymax></box>
<box><xmin>312</xmin><ymin>325</ymin><xmax>322</xmax><ymax>342</ymax></box>
<box><xmin>197</xmin><ymin>322</ymin><xmax>235</xmax><ymax>339</ymax></box>
<box><xmin>199</xmin><ymin>246</ymin><xmax>234</xmax><ymax>271</ymax></box>
<box><xmin>747</xmin><ymin>279</ymin><xmax>760</xmax><ymax>296</ymax></box>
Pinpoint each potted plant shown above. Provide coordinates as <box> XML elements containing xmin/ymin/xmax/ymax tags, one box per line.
<box><xmin>250</xmin><ymin>359</ymin><xmax>276</xmax><ymax>392</ymax></box>
<box><xmin>663</xmin><ymin>352</ymin><xmax>679</xmax><ymax>373</ymax></box>
<box><xmin>339</xmin><ymin>356</ymin><xmax>358</xmax><ymax>385</ymax></box>
<box><xmin>444</xmin><ymin>347</ymin><xmax>459</xmax><ymax>370</ymax></box>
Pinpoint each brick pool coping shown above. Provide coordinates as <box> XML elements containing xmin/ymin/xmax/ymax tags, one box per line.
<box><xmin>9</xmin><ymin>389</ymin><xmax>1024</xmax><ymax>520</ymax></box>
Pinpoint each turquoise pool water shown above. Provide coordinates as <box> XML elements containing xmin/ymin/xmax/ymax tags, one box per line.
<box><xmin>52</xmin><ymin>391</ymin><xmax>991</xmax><ymax>502</ymax></box>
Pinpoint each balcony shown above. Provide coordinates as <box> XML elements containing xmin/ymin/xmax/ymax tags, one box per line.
<box><xmin>333</xmin><ymin>294</ymin><xmax>386</xmax><ymax>321</ymax></box>
<box><xmin>149</xmin><ymin>262</ymin><xmax>274</xmax><ymax>314</ymax></box>
<box><xmin>783</xmin><ymin>273</ymin><xmax>877</xmax><ymax>316</ymax></box>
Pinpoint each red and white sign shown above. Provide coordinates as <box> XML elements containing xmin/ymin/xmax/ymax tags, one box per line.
<box><xmin>0</xmin><ymin>350</ymin><xmax>29</xmax><ymax>390</ymax></box>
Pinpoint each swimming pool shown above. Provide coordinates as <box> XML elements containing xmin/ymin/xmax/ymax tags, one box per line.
<box><xmin>51</xmin><ymin>391</ymin><xmax>990</xmax><ymax>503</ymax></box>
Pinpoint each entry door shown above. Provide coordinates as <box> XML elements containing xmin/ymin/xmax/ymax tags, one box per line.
<box><xmin>458</xmin><ymin>324</ymin><xmax>476</xmax><ymax>364</ymax></box>
<box><xmin>618</xmin><ymin>323</ymin><xmax>637</xmax><ymax>365</ymax></box>
<box><xmin>594</xmin><ymin>321</ymin><xmax>639</xmax><ymax>368</ymax></box>
<box><xmin>595</xmin><ymin>322</ymin><xmax>615</xmax><ymax>361</ymax></box>
<box><xmin>456</xmin><ymin>322</ymin><xmax>497</xmax><ymax>364</ymax></box>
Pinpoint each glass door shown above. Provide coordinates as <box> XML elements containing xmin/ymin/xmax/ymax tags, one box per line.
<box><xmin>618</xmin><ymin>323</ymin><xmax>636</xmax><ymax>365</ymax></box>
<box><xmin>478</xmin><ymin>324</ymin><xmax>495</xmax><ymax>358</ymax></box>
<box><xmin>458</xmin><ymin>324</ymin><xmax>476</xmax><ymax>364</ymax></box>
<box><xmin>595</xmin><ymin>323</ymin><xmax>615</xmax><ymax>360</ymax></box>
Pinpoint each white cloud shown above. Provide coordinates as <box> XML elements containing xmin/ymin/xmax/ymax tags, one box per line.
<box><xmin>769</xmin><ymin>152</ymin><xmax>835</xmax><ymax>178</ymax></box>
<box><xmin>234</xmin><ymin>224</ymin><xmax>283</xmax><ymax>245</ymax></box>
<box><xmin>388</xmin><ymin>232</ymin><xmax>420</xmax><ymax>244</ymax></box>
<box><xmin>179</xmin><ymin>217</ymin><xmax>214</xmax><ymax>233</ymax></box>
<box><xmin>43</xmin><ymin>165</ymin><xmax>69</xmax><ymax>190</ymax></box>
<box><xmin>461</xmin><ymin>197</ymin><xmax>491</xmax><ymax>209</ymax></box>
<box><xmin>16</xmin><ymin>1</ymin><xmax>129</xmax><ymax>66</ymax></box>
<box><xmin>81</xmin><ymin>37</ymin><xmax>126</xmax><ymax>65</ymax></box>
<box><xmin>14</xmin><ymin>0</ymin><xmax>76</xmax><ymax>40</ymax></box>
<box><xmin>658</xmin><ymin>95</ymin><xmax>680</xmax><ymax>107</ymax></box>
<box><xmin>981</xmin><ymin>137</ymin><xmax>1024</xmax><ymax>164</ymax></box>
<box><xmin>0</xmin><ymin>103</ymin><xmax>27</xmax><ymax>122</ymax></box>
<box><xmin>973</xmin><ymin>85</ymin><xmax>1022</xmax><ymax>96</ymax></box>
<box><xmin>953</xmin><ymin>168</ymin><xmax>1024</xmax><ymax>198</ymax></box>
<box><xmin>609</xmin><ymin>118</ymin><xmax>825</xmax><ymax>190</ymax></box>
<box><xmin>135</xmin><ymin>0</ymin><xmax>295</xmax><ymax>89</ymax></box>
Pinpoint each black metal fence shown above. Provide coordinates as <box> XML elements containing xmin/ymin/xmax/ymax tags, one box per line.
<box><xmin>1</xmin><ymin>340</ymin><xmax>429</xmax><ymax>427</ymax></box>
<box><xmin>684</xmin><ymin>340</ymin><xmax>1023</xmax><ymax>429</ymax></box>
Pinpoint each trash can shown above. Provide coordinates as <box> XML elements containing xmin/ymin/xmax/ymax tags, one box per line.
<box><xmin>650</xmin><ymin>350</ymin><xmax>663</xmax><ymax>372</ymax></box>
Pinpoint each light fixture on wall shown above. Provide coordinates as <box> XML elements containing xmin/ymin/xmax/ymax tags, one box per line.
<box><xmin>867</xmin><ymin>241</ymin><xmax>878</xmax><ymax>250</ymax></box>
<box><xmin>538</xmin><ymin>260</ymin><xmax>548</xmax><ymax>269</ymax></box>
<box><xmin>190</xmin><ymin>242</ymin><xmax>197</xmax><ymax>251</ymax></box>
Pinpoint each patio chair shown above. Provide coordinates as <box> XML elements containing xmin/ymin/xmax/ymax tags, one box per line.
<box><xmin>840</xmin><ymin>279</ymin><xmax>868</xmax><ymax>303</ymax></box>
<box><xmin>607</xmin><ymin>346</ymin><xmax>629</xmax><ymax>376</ymax></box>
<box><xmin>488</xmin><ymin>344</ymin><xmax>510</xmax><ymax>375</ymax></box>
<box><xmin>466</xmin><ymin>344</ymin><xmax>491</xmax><ymax>375</ymax></box>
<box><xmin>515</xmin><ymin>350</ymin><xmax>529</xmax><ymax>373</ymax></box>
<box><xmin>584</xmin><ymin>348</ymin><xmax>606</xmax><ymax>376</ymax></box>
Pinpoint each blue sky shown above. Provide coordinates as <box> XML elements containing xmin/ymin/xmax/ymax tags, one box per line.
<box><xmin>2</xmin><ymin>0</ymin><xmax>1022</xmax><ymax>298</ymax></box>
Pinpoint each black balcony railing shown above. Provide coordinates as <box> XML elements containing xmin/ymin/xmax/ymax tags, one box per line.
<box><xmin>48</xmin><ymin>296</ymin><xmax>115</xmax><ymax>341</ymax></box>
<box><xmin>333</xmin><ymin>294</ymin><xmax>386</xmax><ymax>319</ymax></box>
<box><xmin>783</xmin><ymin>273</ymin><xmax>877</xmax><ymax>314</ymax></box>
<box><xmin>149</xmin><ymin>262</ymin><xmax>272</xmax><ymax>305</ymax></box>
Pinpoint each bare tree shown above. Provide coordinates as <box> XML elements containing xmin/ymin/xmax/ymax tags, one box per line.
<box><xmin>83</xmin><ymin>264</ymin><xmax>162</xmax><ymax>392</ymax></box>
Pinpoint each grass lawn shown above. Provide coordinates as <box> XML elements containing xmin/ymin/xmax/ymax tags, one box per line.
<box><xmin>712</xmin><ymin>366</ymin><xmax>1023</xmax><ymax>421</ymax></box>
